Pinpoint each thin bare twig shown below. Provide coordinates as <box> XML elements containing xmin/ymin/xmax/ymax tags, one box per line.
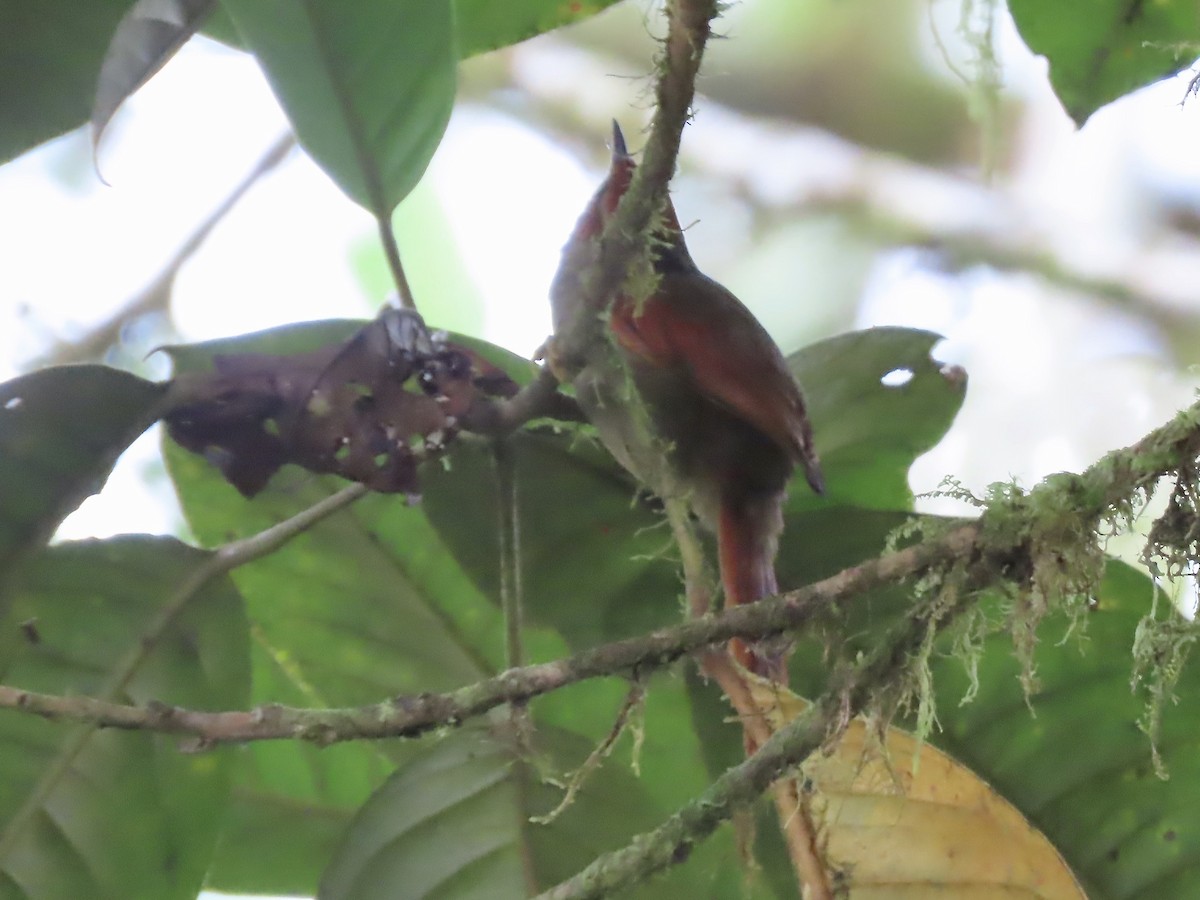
<box><xmin>0</xmin><ymin>522</ymin><xmax>980</xmax><ymax>743</ymax></box>
<box><xmin>531</xmin><ymin>679</ymin><xmax>646</xmax><ymax>825</ymax></box>
<box><xmin>32</xmin><ymin>132</ymin><xmax>296</xmax><ymax>369</ymax></box>
<box><xmin>460</xmin><ymin>367</ymin><xmax>588</xmax><ymax>437</ymax></box>
<box><xmin>0</xmin><ymin>480</ymin><xmax>365</xmax><ymax>859</ymax></box>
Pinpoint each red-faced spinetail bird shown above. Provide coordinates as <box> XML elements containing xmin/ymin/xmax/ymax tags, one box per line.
<box><xmin>549</xmin><ymin>122</ymin><xmax>824</xmax><ymax>682</ymax></box>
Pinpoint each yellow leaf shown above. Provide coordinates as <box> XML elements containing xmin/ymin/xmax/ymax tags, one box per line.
<box><xmin>745</xmin><ymin>676</ymin><xmax>1085</xmax><ymax>898</ymax></box>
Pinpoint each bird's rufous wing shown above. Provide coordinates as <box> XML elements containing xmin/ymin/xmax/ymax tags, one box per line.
<box><xmin>610</xmin><ymin>271</ymin><xmax>823</xmax><ymax>493</ymax></box>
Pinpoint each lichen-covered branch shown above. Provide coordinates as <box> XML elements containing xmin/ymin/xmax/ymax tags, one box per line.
<box><xmin>551</xmin><ymin>0</ymin><xmax>720</xmax><ymax>372</ymax></box>
<box><xmin>534</xmin><ymin>399</ymin><xmax>1200</xmax><ymax>899</ymax></box>
<box><xmin>0</xmin><ymin>522</ymin><xmax>974</xmax><ymax>743</ymax></box>
<box><xmin>6</xmin><ymin>386</ymin><xmax>1196</xmax><ymax>748</ymax></box>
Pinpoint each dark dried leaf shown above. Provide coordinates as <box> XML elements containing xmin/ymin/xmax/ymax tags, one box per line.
<box><xmin>163</xmin><ymin>310</ymin><xmax>517</xmax><ymax>497</ymax></box>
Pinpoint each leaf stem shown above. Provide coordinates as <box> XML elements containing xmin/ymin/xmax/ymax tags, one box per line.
<box><xmin>378</xmin><ymin>214</ymin><xmax>417</xmax><ymax>311</ymax></box>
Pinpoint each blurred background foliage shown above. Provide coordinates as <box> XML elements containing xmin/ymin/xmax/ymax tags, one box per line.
<box><xmin>3</xmin><ymin>0</ymin><xmax>1199</xmax><ymax>543</ymax></box>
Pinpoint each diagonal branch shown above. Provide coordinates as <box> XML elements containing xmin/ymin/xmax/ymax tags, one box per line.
<box><xmin>0</xmin><ymin>522</ymin><xmax>974</xmax><ymax>743</ymax></box>
<box><xmin>6</xmin><ymin>379</ymin><xmax>1200</xmax><ymax>744</ymax></box>
<box><xmin>532</xmin><ymin>388</ymin><xmax>1200</xmax><ymax>900</ymax></box>
<box><xmin>552</xmin><ymin>0</ymin><xmax>719</xmax><ymax>372</ymax></box>
<box><xmin>31</xmin><ymin>132</ymin><xmax>296</xmax><ymax>369</ymax></box>
<box><xmin>533</xmin><ymin>562</ymin><xmax>993</xmax><ymax>900</ymax></box>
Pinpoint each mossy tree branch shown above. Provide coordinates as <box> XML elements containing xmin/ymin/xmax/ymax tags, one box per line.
<box><xmin>3</xmin><ymin>394</ymin><xmax>1200</xmax><ymax>893</ymax></box>
<box><xmin>4</xmin><ymin>394</ymin><xmax>1200</xmax><ymax>748</ymax></box>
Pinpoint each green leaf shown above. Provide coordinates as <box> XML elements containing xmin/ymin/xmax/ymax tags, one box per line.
<box><xmin>1009</xmin><ymin>0</ymin><xmax>1200</xmax><ymax>126</ymax></box>
<box><xmin>205</xmin><ymin>641</ymin><xmax>399</xmax><ymax>895</ymax></box>
<box><xmin>0</xmin><ymin>0</ymin><xmax>624</xmax><ymax>165</ymax></box>
<box><xmin>0</xmin><ymin>366</ymin><xmax>165</xmax><ymax>592</ymax></box>
<box><xmin>423</xmin><ymin>327</ymin><xmax>965</xmax><ymax>652</ymax></box>
<box><xmin>0</xmin><ymin>0</ymin><xmax>132</xmax><ymax>163</ymax></box>
<box><xmin>91</xmin><ymin>0</ymin><xmax>218</xmax><ymax>154</ymax></box>
<box><xmin>319</xmin><ymin>726</ymin><xmax>710</xmax><ymax>899</ymax></box>
<box><xmin>165</xmin><ymin>359</ymin><xmax>500</xmax><ymax>894</ymax></box>
<box><xmin>219</xmin><ymin>0</ymin><xmax>456</xmax><ymax>215</ymax></box>
<box><xmin>789</xmin><ymin>326</ymin><xmax>965</xmax><ymax>513</ymax></box>
<box><xmin>424</xmin><ymin>432</ymin><xmax>682</xmax><ymax>651</ymax></box>
<box><xmin>318</xmin><ymin>729</ymin><xmax>525</xmax><ymax>900</ymax></box>
<box><xmin>0</xmin><ymin>536</ymin><xmax>249</xmax><ymax>899</ymax></box>
<box><xmin>930</xmin><ymin>561</ymin><xmax>1200</xmax><ymax>898</ymax></box>
<box><xmin>164</xmin><ymin>322</ymin><xmax>744</xmax><ymax>895</ymax></box>
<box><xmin>456</xmin><ymin>0</ymin><xmax>623</xmax><ymax>57</ymax></box>
<box><xmin>166</xmin><ymin>445</ymin><xmax>490</xmax><ymax>699</ymax></box>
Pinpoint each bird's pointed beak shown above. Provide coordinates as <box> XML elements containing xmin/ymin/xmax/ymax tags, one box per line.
<box><xmin>611</xmin><ymin>120</ymin><xmax>628</xmax><ymax>159</ymax></box>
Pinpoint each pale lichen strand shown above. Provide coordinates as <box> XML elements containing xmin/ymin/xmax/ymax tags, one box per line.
<box><xmin>919</xmin><ymin>403</ymin><xmax>1200</xmax><ymax>769</ymax></box>
<box><xmin>893</xmin><ymin>558</ymin><xmax>973</xmax><ymax>745</ymax></box>
<box><xmin>1133</xmin><ymin>458</ymin><xmax>1200</xmax><ymax>775</ymax></box>
<box><xmin>1131</xmin><ymin>596</ymin><xmax>1198</xmax><ymax>779</ymax></box>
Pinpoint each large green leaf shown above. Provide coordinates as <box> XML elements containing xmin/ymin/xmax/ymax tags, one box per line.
<box><xmin>219</xmin><ymin>0</ymin><xmax>455</xmax><ymax>216</ymax></box>
<box><xmin>930</xmin><ymin>561</ymin><xmax>1200</xmax><ymax>899</ymax></box>
<box><xmin>422</xmin><ymin>326</ymin><xmax>965</xmax><ymax>652</ymax></box>
<box><xmin>318</xmin><ymin>729</ymin><xmax>526</xmax><ymax>900</ymax></box>
<box><xmin>0</xmin><ymin>536</ymin><xmax>249</xmax><ymax>899</ymax></box>
<box><xmin>1010</xmin><ymin>0</ymin><xmax>1200</xmax><ymax>126</ymax></box>
<box><xmin>164</xmin><ymin>322</ymin><xmax>745</xmax><ymax>897</ymax></box>
<box><xmin>0</xmin><ymin>0</ymin><xmax>623</xmax><ymax>165</ymax></box>
<box><xmin>0</xmin><ymin>366</ymin><xmax>165</xmax><ymax>593</ymax></box>
<box><xmin>424</xmin><ymin>432</ymin><xmax>682</xmax><ymax>651</ymax></box>
<box><xmin>788</xmin><ymin>326</ymin><xmax>965</xmax><ymax>513</ymax></box>
<box><xmin>456</xmin><ymin>0</ymin><xmax>624</xmax><ymax>57</ymax></box>
<box><xmin>319</xmin><ymin>726</ymin><xmax>710</xmax><ymax>899</ymax></box>
<box><xmin>0</xmin><ymin>0</ymin><xmax>132</xmax><ymax>163</ymax></box>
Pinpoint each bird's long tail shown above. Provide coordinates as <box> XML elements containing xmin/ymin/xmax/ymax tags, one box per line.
<box><xmin>717</xmin><ymin>493</ymin><xmax>789</xmax><ymax>683</ymax></box>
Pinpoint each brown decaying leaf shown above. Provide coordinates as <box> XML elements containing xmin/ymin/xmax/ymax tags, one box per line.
<box><xmin>164</xmin><ymin>310</ymin><xmax>517</xmax><ymax>498</ymax></box>
<box><xmin>747</xmin><ymin>678</ymin><xmax>1086</xmax><ymax>898</ymax></box>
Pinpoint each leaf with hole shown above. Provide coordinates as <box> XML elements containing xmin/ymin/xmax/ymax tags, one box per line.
<box><xmin>163</xmin><ymin>311</ymin><xmax>516</xmax><ymax>497</ymax></box>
